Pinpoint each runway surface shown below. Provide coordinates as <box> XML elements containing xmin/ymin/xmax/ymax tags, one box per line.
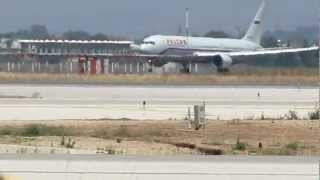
<box><xmin>0</xmin><ymin>155</ymin><xmax>318</xmax><ymax>180</ymax></box>
<box><xmin>0</xmin><ymin>84</ymin><xmax>317</xmax><ymax>120</ymax></box>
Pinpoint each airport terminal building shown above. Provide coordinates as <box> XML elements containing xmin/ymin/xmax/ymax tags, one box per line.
<box><xmin>0</xmin><ymin>39</ymin><xmax>156</xmax><ymax>74</ymax></box>
<box><xmin>19</xmin><ymin>40</ymin><xmax>131</xmax><ymax>55</ymax></box>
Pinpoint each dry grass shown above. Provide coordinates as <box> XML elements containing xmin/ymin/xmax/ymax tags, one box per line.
<box><xmin>0</xmin><ymin>120</ymin><xmax>320</xmax><ymax>155</ymax></box>
<box><xmin>0</xmin><ymin>69</ymin><xmax>317</xmax><ymax>86</ymax></box>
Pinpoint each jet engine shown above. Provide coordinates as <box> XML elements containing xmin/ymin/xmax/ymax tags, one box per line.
<box><xmin>211</xmin><ymin>54</ymin><xmax>233</xmax><ymax>72</ymax></box>
<box><xmin>151</xmin><ymin>59</ymin><xmax>168</xmax><ymax>67</ymax></box>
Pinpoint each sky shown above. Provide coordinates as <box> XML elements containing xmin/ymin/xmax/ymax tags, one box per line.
<box><xmin>0</xmin><ymin>0</ymin><xmax>318</xmax><ymax>39</ymax></box>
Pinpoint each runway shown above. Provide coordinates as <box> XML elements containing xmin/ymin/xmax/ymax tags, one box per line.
<box><xmin>0</xmin><ymin>84</ymin><xmax>317</xmax><ymax>120</ymax></box>
<box><xmin>0</xmin><ymin>155</ymin><xmax>318</xmax><ymax>180</ymax></box>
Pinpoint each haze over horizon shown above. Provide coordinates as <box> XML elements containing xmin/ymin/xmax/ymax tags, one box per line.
<box><xmin>0</xmin><ymin>0</ymin><xmax>317</xmax><ymax>39</ymax></box>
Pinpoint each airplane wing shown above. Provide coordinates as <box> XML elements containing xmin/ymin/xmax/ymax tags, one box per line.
<box><xmin>127</xmin><ymin>46</ymin><xmax>317</xmax><ymax>59</ymax></box>
<box><xmin>137</xmin><ymin>46</ymin><xmax>318</xmax><ymax>64</ymax></box>
<box><xmin>127</xmin><ymin>46</ymin><xmax>318</xmax><ymax>71</ymax></box>
<box><xmin>196</xmin><ymin>46</ymin><xmax>319</xmax><ymax>57</ymax></box>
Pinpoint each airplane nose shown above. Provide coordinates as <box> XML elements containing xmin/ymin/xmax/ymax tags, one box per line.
<box><xmin>131</xmin><ymin>43</ymin><xmax>154</xmax><ymax>54</ymax></box>
<box><xmin>130</xmin><ymin>44</ymin><xmax>142</xmax><ymax>52</ymax></box>
<box><xmin>139</xmin><ymin>44</ymin><xmax>154</xmax><ymax>54</ymax></box>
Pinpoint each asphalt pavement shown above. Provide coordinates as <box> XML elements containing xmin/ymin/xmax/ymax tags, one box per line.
<box><xmin>0</xmin><ymin>155</ymin><xmax>318</xmax><ymax>180</ymax></box>
<box><xmin>0</xmin><ymin>84</ymin><xmax>317</xmax><ymax>120</ymax></box>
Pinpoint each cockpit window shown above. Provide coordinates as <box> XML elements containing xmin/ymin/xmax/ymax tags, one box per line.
<box><xmin>143</xmin><ymin>41</ymin><xmax>155</xmax><ymax>45</ymax></box>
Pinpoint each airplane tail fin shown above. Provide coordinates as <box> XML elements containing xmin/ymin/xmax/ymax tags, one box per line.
<box><xmin>243</xmin><ymin>0</ymin><xmax>266</xmax><ymax>44</ymax></box>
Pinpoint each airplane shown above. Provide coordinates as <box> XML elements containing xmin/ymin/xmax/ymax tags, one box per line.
<box><xmin>130</xmin><ymin>0</ymin><xmax>318</xmax><ymax>73</ymax></box>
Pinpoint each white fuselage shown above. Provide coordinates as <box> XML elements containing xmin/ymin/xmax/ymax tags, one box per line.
<box><xmin>136</xmin><ymin>35</ymin><xmax>262</xmax><ymax>55</ymax></box>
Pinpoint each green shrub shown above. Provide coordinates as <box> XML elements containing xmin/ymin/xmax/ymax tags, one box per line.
<box><xmin>233</xmin><ymin>136</ymin><xmax>247</xmax><ymax>151</ymax></box>
<box><xmin>22</xmin><ymin>125</ymin><xmax>41</xmax><ymax>136</ymax></box>
<box><xmin>65</xmin><ymin>138</ymin><xmax>76</xmax><ymax>149</ymax></box>
<box><xmin>286</xmin><ymin>110</ymin><xmax>299</xmax><ymax>120</ymax></box>
<box><xmin>234</xmin><ymin>142</ymin><xmax>247</xmax><ymax>151</ymax></box>
<box><xmin>0</xmin><ymin>128</ymin><xmax>13</xmax><ymax>135</ymax></box>
<box><xmin>0</xmin><ymin>124</ymin><xmax>74</xmax><ymax>137</ymax></box>
<box><xmin>60</xmin><ymin>136</ymin><xmax>66</xmax><ymax>146</ymax></box>
<box><xmin>309</xmin><ymin>108</ymin><xmax>320</xmax><ymax>120</ymax></box>
<box><xmin>286</xmin><ymin>142</ymin><xmax>303</xmax><ymax>151</ymax></box>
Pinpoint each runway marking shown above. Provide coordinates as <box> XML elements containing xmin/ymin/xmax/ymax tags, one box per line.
<box><xmin>0</xmin><ymin>171</ymin><xmax>317</xmax><ymax>177</ymax></box>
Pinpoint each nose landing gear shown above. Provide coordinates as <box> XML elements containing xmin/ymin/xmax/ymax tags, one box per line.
<box><xmin>147</xmin><ymin>59</ymin><xmax>153</xmax><ymax>73</ymax></box>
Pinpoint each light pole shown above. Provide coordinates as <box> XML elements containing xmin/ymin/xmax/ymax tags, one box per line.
<box><xmin>185</xmin><ymin>8</ymin><xmax>190</xmax><ymax>38</ymax></box>
<box><xmin>318</xmin><ymin>3</ymin><xmax>320</xmax><ymax>116</ymax></box>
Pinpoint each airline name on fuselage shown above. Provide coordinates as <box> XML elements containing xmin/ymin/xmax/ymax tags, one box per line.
<box><xmin>166</xmin><ymin>38</ymin><xmax>188</xmax><ymax>47</ymax></box>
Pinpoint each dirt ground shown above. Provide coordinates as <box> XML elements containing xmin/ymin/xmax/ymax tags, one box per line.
<box><xmin>0</xmin><ymin>120</ymin><xmax>320</xmax><ymax>156</ymax></box>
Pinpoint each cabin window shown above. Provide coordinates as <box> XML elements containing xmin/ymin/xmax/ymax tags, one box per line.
<box><xmin>143</xmin><ymin>41</ymin><xmax>155</xmax><ymax>45</ymax></box>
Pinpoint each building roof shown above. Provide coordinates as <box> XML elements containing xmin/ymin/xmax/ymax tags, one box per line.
<box><xmin>18</xmin><ymin>39</ymin><xmax>133</xmax><ymax>45</ymax></box>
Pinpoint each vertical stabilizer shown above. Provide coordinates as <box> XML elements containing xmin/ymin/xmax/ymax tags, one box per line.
<box><xmin>243</xmin><ymin>0</ymin><xmax>266</xmax><ymax>44</ymax></box>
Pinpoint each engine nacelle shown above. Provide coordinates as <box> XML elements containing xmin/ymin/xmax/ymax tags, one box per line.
<box><xmin>150</xmin><ymin>59</ymin><xmax>168</xmax><ymax>67</ymax></box>
<box><xmin>211</xmin><ymin>54</ymin><xmax>233</xmax><ymax>72</ymax></box>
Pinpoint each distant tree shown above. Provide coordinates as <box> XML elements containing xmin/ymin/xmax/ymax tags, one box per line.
<box><xmin>235</xmin><ymin>26</ymin><xmax>245</xmax><ymax>38</ymax></box>
<box><xmin>191</xmin><ymin>33</ymin><xmax>200</xmax><ymax>37</ymax></box>
<box><xmin>15</xmin><ymin>29</ymin><xmax>31</xmax><ymax>39</ymax></box>
<box><xmin>50</xmin><ymin>34</ymin><xmax>63</xmax><ymax>40</ymax></box>
<box><xmin>62</xmin><ymin>30</ymin><xmax>91</xmax><ymax>40</ymax></box>
<box><xmin>107</xmin><ymin>35</ymin><xmax>129</xmax><ymax>41</ymax></box>
<box><xmin>0</xmin><ymin>25</ymin><xmax>50</xmax><ymax>39</ymax></box>
<box><xmin>91</xmin><ymin>33</ymin><xmax>109</xmax><ymax>40</ymax></box>
<box><xmin>29</xmin><ymin>25</ymin><xmax>50</xmax><ymax>39</ymax></box>
<box><xmin>204</xmin><ymin>30</ymin><xmax>231</xmax><ymax>38</ymax></box>
<box><xmin>295</xmin><ymin>26</ymin><xmax>317</xmax><ymax>44</ymax></box>
<box><xmin>288</xmin><ymin>32</ymin><xmax>309</xmax><ymax>48</ymax></box>
<box><xmin>261</xmin><ymin>31</ymin><xmax>278</xmax><ymax>48</ymax></box>
<box><xmin>302</xmin><ymin>39</ymin><xmax>309</xmax><ymax>48</ymax></box>
<box><xmin>272</xmin><ymin>27</ymin><xmax>316</xmax><ymax>48</ymax></box>
<box><xmin>2</xmin><ymin>32</ymin><xmax>18</xmax><ymax>39</ymax></box>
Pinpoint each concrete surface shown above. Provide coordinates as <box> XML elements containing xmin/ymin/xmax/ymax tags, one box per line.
<box><xmin>0</xmin><ymin>155</ymin><xmax>318</xmax><ymax>180</ymax></box>
<box><xmin>0</xmin><ymin>84</ymin><xmax>317</xmax><ymax>120</ymax></box>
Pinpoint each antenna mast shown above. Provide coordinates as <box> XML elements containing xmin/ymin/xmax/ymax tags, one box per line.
<box><xmin>185</xmin><ymin>8</ymin><xmax>190</xmax><ymax>38</ymax></box>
